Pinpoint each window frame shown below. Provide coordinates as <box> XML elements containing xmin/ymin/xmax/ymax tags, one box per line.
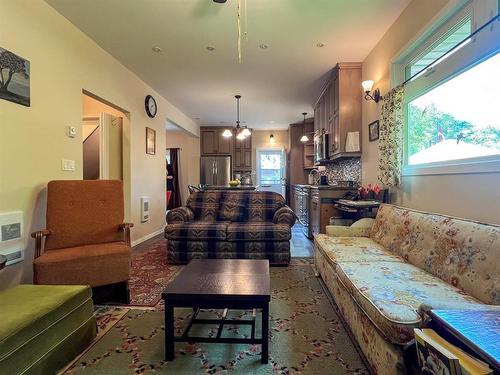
<box><xmin>392</xmin><ymin>0</ymin><xmax>500</xmax><ymax>176</ymax></box>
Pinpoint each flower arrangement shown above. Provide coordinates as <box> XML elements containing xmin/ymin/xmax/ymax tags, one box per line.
<box><xmin>358</xmin><ymin>184</ymin><xmax>383</xmax><ymax>200</ymax></box>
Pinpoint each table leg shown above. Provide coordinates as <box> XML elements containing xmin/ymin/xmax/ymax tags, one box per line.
<box><xmin>261</xmin><ymin>303</ymin><xmax>269</xmax><ymax>364</ymax></box>
<box><xmin>165</xmin><ymin>303</ymin><xmax>175</xmax><ymax>361</ymax></box>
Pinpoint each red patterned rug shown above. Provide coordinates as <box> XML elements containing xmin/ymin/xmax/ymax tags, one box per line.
<box><xmin>128</xmin><ymin>239</ymin><xmax>182</xmax><ymax>307</ymax></box>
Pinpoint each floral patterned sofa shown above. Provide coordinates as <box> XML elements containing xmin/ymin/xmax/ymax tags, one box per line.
<box><xmin>165</xmin><ymin>190</ymin><xmax>295</xmax><ymax>265</ymax></box>
<box><xmin>314</xmin><ymin>204</ymin><xmax>499</xmax><ymax>375</ymax></box>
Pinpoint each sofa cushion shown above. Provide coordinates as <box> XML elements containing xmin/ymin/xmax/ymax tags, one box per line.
<box><xmin>217</xmin><ymin>193</ymin><xmax>248</xmax><ymax>221</ymax></box>
<box><xmin>34</xmin><ymin>242</ymin><xmax>130</xmax><ymax>286</ymax></box>
<box><xmin>226</xmin><ymin>222</ymin><xmax>291</xmax><ymax>242</ymax></box>
<box><xmin>371</xmin><ymin>204</ymin><xmax>500</xmax><ymax>305</ymax></box>
<box><xmin>335</xmin><ymin>261</ymin><xmax>487</xmax><ymax>345</ymax></box>
<box><xmin>315</xmin><ymin>234</ymin><xmax>403</xmax><ymax>264</ymax></box>
<box><xmin>0</xmin><ymin>285</ymin><xmax>96</xmax><ymax>373</ymax></box>
<box><xmin>187</xmin><ymin>191</ymin><xmax>225</xmax><ymax>221</ymax></box>
<box><xmin>165</xmin><ymin>221</ymin><xmax>228</xmax><ymax>241</ymax></box>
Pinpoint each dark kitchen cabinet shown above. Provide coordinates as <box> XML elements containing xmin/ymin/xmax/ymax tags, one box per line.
<box><xmin>201</xmin><ymin>127</ymin><xmax>233</xmax><ymax>155</ymax></box>
<box><xmin>234</xmin><ymin>134</ymin><xmax>252</xmax><ymax>171</ymax></box>
<box><xmin>313</xmin><ymin>62</ymin><xmax>362</xmax><ymax>160</ymax></box>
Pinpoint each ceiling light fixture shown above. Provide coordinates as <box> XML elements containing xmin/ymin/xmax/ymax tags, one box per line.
<box><xmin>259</xmin><ymin>43</ymin><xmax>269</xmax><ymax>50</ymax></box>
<box><xmin>222</xmin><ymin>129</ymin><xmax>233</xmax><ymax>138</ymax></box>
<box><xmin>152</xmin><ymin>46</ymin><xmax>162</xmax><ymax>53</ymax></box>
<box><xmin>235</xmin><ymin>95</ymin><xmax>248</xmax><ymax>140</ymax></box>
<box><xmin>206</xmin><ymin>46</ymin><xmax>216</xmax><ymax>51</ymax></box>
<box><xmin>269</xmin><ymin>134</ymin><xmax>275</xmax><ymax>144</ymax></box>
<box><xmin>362</xmin><ymin>80</ymin><xmax>381</xmax><ymax>103</ymax></box>
<box><xmin>316</xmin><ymin>42</ymin><xmax>325</xmax><ymax>48</ymax></box>
<box><xmin>300</xmin><ymin>112</ymin><xmax>309</xmax><ymax>143</ymax></box>
<box><xmin>213</xmin><ymin>0</ymin><xmax>227</xmax><ymax>3</ymax></box>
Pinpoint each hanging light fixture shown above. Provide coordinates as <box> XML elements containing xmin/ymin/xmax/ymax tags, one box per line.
<box><xmin>222</xmin><ymin>129</ymin><xmax>232</xmax><ymax>138</ymax></box>
<box><xmin>234</xmin><ymin>95</ymin><xmax>247</xmax><ymax>140</ymax></box>
<box><xmin>242</xmin><ymin>126</ymin><xmax>251</xmax><ymax>137</ymax></box>
<box><xmin>299</xmin><ymin>112</ymin><xmax>309</xmax><ymax>142</ymax></box>
<box><xmin>269</xmin><ymin>133</ymin><xmax>275</xmax><ymax>144</ymax></box>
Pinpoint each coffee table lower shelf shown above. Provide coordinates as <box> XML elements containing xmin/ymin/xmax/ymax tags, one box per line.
<box><xmin>164</xmin><ymin>302</ymin><xmax>269</xmax><ymax>364</ymax></box>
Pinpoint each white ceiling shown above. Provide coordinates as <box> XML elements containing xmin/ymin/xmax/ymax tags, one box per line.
<box><xmin>46</xmin><ymin>0</ymin><xmax>411</xmax><ymax>130</ymax></box>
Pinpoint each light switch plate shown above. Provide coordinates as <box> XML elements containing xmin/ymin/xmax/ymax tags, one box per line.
<box><xmin>67</xmin><ymin>126</ymin><xmax>77</xmax><ymax>138</ymax></box>
<box><xmin>61</xmin><ymin>159</ymin><xmax>75</xmax><ymax>171</ymax></box>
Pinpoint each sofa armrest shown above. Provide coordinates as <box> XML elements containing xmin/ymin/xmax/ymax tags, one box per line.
<box><xmin>273</xmin><ymin>206</ymin><xmax>296</xmax><ymax>227</ymax></box>
<box><xmin>119</xmin><ymin>222</ymin><xmax>134</xmax><ymax>246</ymax></box>
<box><xmin>30</xmin><ymin>229</ymin><xmax>51</xmax><ymax>258</ymax></box>
<box><xmin>166</xmin><ymin>207</ymin><xmax>195</xmax><ymax>224</ymax></box>
<box><xmin>325</xmin><ymin>225</ymin><xmax>371</xmax><ymax>238</ymax></box>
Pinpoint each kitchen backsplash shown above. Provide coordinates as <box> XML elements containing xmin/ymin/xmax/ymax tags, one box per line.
<box><xmin>320</xmin><ymin>158</ymin><xmax>361</xmax><ymax>185</ymax></box>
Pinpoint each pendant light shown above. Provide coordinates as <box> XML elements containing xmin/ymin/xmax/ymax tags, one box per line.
<box><xmin>234</xmin><ymin>94</ymin><xmax>247</xmax><ymax>140</ymax></box>
<box><xmin>222</xmin><ymin>129</ymin><xmax>232</xmax><ymax>138</ymax></box>
<box><xmin>299</xmin><ymin>112</ymin><xmax>309</xmax><ymax>142</ymax></box>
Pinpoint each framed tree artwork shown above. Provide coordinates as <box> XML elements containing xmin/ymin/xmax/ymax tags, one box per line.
<box><xmin>368</xmin><ymin>120</ymin><xmax>379</xmax><ymax>142</ymax></box>
<box><xmin>146</xmin><ymin>127</ymin><xmax>156</xmax><ymax>155</ymax></box>
<box><xmin>0</xmin><ymin>47</ymin><xmax>30</xmax><ymax>107</ymax></box>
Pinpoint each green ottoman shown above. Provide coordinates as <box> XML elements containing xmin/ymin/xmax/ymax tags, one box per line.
<box><xmin>0</xmin><ymin>284</ymin><xmax>97</xmax><ymax>375</ymax></box>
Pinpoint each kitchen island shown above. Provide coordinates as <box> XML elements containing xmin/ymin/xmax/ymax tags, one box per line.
<box><xmin>202</xmin><ymin>185</ymin><xmax>258</xmax><ymax>191</ymax></box>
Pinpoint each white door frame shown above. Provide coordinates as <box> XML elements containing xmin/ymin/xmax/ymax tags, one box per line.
<box><xmin>255</xmin><ymin>147</ymin><xmax>286</xmax><ymax>197</ymax></box>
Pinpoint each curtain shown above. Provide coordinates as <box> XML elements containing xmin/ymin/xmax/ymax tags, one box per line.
<box><xmin>169</xmin><ymin>148</ymin><xmax>182</xmax><ymax>209</ymax></box>
<box><xmin>378</xmin><ymin>85</ymin><xmax>405</xmax><ymax>187</ymax></box>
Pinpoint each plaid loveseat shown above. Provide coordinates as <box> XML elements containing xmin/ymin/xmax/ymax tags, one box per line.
<box><xmin>165</xmin><ymin>191</ymin><xmax>295</xmax><ymax>265</ymax></box>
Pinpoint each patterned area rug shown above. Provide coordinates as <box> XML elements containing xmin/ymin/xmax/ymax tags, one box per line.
<box><xmin>129</xmin><ymin>239</ymin><xmax>182</xmax><ymax>306</ymax></box>
<box><xmin>64</xmin><ymin>262</ymin><xmax>368</xmax><ymax>374</ymax></box>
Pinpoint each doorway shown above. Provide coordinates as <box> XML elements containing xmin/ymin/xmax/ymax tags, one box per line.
<box><xmin>256</xmin><ymin>148</ymin><xmax>286</xmax><ymax>197</ymax></box>
<box><xmin>82</xmin><ymin>94</ymin><xmax>124</xmax><ymax>180</ymax></box>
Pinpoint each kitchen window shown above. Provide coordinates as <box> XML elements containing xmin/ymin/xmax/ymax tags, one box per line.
<box><xmin>395</xmin><ymin>0</ymin><xmax>500</xmax><ymax>175</ymax></box>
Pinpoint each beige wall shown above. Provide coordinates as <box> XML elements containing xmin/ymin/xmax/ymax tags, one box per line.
<box><xmin>361</xmin><ymin>0</ymin><xmax>500</xmax><ymax>224</ymax></box>
<box><xmin>252</xmin><ymin>130</ymin><xmax>289</xmax><ymax>171</ymax></box>
<box><xmin>165</xmin><ymin>130</ymin><xmax>200</xmax><ymax>205</ymax></box>
<box><xmin>0</xmin><ymin>0</ymin><xmax>198</xmax><ymax>288</ymax></box>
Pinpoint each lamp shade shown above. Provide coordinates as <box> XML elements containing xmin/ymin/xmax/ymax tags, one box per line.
<box><xmin>236</xmin><ymin>131</ymin><xmax>246</xmax><ymax>140</ymax></box>
<box><xmin>242</xmin><ymin>127</ymin><xmax>251</xmax><ymax>137</ymax></box>
<box><xmin>222</xmin><ymin>129</ymin><xmax>233</xmax><ymax>137</ymax></box>
<box><xmin>269</xmin><ymin>134</ymin><xmax>275</xmax><ymax>144</ymax></box>
<box><xmin>361</xmin><ymin>80</ymin><xmax>374</xmax><ymax>93</ymax></box>
<box><xmin>300</xmin><ymin>135</ymin><xmax>309</xmax><ymax>143</ymax></box>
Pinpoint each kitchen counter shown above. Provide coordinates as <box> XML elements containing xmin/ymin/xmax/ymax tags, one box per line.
<box><xmin>293</xmin><ymin>184</ymin><xmax>357</xmax><ymax>190</ymax></box>
<box><xmin>203</xmin><ymin>185</ymin><xmax>258</xmax><ymax>191</ymax></box>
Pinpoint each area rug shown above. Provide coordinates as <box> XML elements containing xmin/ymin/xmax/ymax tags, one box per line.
<box><xmin>64</xmin><ymin>262</ymin><xmax>368</xmax><ymax>374</ymax></box>
<box><xmin>129</xmin><ymin>239</ymin><xmax>182</xmax><ymax>306</ymax></box>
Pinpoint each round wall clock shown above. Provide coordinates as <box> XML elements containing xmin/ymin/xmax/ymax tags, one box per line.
<box><xmin>145</xmin><ymin>95</ymin><xmax>157</xmax><ymax>118</ymax></box>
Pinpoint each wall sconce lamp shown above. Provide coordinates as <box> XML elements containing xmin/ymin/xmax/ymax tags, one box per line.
<box><xmin>362</xmin><ymin>80</ymin><xmax>381</xmax><ymax>103</ymax></box>
<box><xmin>269</xmin><ymin>133</ymin><xmax>275</xmax><ymax>144</ymax></box>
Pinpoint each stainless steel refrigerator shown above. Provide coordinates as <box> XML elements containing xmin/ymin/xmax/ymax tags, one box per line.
<box><xmin>200</xmin><ymin>156</ymin><xmax>232</xmax><ymax>186</ymax></box>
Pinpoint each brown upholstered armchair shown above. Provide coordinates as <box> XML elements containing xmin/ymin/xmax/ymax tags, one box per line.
<box><xmin>32</xmin><ymin>180</ymin><xmax>133</xmax><ymax>303</ymax></box>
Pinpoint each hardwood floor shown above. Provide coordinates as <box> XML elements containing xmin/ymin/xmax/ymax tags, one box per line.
<box><xmin>290</xmin><ymin>223</ymin><xmax>314</xmax><ymax>257</ymax></box>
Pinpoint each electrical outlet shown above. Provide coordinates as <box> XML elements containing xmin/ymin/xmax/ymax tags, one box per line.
<box><xmin>61</xmin><ymin>159</ymin><xmax>75</xmax><ymax>171</ymax></box>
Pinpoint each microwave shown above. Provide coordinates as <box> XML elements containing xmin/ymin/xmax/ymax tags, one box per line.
<box><xmin>314</xmin><ymin>132</ymin><xmax>330</xmax><ymax>164</ymax></box>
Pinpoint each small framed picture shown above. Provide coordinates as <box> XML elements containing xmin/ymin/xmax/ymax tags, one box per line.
<box><xmin>368</xmin><ymin>120</ymin><xmax>379</xmax><ymax>142</ymax></box>
<box><xmin>146</xmin><ymin>127</ymin><xmax>156</xmax><ymax>155</ymax></box>
<box><xmin>0</xmin><ymin>47</ymin><xmax>30</xmax><ymax>107</ymax></box>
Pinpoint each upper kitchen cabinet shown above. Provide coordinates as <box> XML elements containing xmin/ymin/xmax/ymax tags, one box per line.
<box><xmin>233</xmin><ymin>133</ymin><xmax>252</xmax><ymax>171</ymax></box>
<box><xmin>313</xmin><ymin>63</ymin><xmax>362</xmax><ymax>160</ymax></box>
<box><xmin>201</xmin><ymin>127</ymin><xmax>233</xmax><ymax>155</ymax></box>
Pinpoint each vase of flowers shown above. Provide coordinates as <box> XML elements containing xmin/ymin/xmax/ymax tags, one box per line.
<box><xmin>358</xmin><ymin>184</ymin><xmax>383</xmax><ymax>201</ymax></box>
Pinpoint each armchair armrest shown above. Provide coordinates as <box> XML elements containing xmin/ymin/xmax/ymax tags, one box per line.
<box><xmin>325</xmin><ymin>225</ymin><xmax>371</xmax><ymax>238</ymax></box>
<box><xmin>273</xmin><ymin>206</ymin><xmax>296</xmax><ymax>227</ymax></box>
<box><xmin>30</xmin><ymin>230</ymin><xmax>51</xmax><ymax>258</ymax></box>
<box><xmin>119</xmin><ymin>222</ymin><xmax>134</xmax><ymax>246</ymax></box>
<box><xmin>166</xmin><ymin>207</ymin><xmax>195</xmax><ymax>224</ymax></box>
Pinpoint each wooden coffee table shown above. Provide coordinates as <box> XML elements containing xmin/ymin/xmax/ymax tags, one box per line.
<box><xmin>162</xmin><ymin>259</ymin><xmax>270</xmax><ymax>363</ymax></box>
